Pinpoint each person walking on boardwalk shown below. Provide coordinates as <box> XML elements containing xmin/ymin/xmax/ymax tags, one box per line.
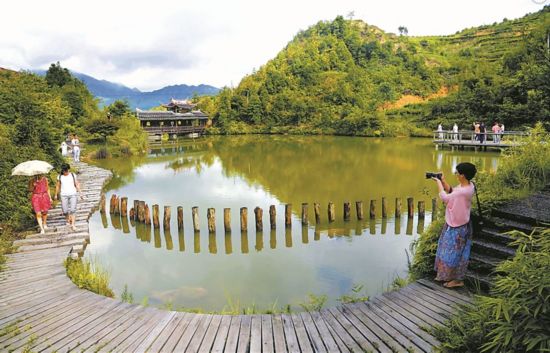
<box><xmin>492</xmin><ymin>122</ymin><xmax>501</xmax><ymax>143</ymax></box>
<box><xmin>71</xmin><ymin>134</ymin><xmax>81</xmax><ymax>162</ymax></box>
<box><xmin>29</xmin><ymin>174</ymin><xmax>52</xmax><ymax>234</ymax></box>
<box><xmin>473</xmin><ymin>122</ymin><xmax>480</xmax><ymax>141</ymax></box>
<box><xmin>60</xmin><ymin>141</ymin><xmax>68</xmax><ymax>156</ymax></box>
<box><xmin>54</xmin><ymin>163</ymin><xmax>83</xmax><ymax>231</ymax></box>
<box><xmin>452</xmin><ymin>123</ymin><xmax>459</xmax><ymax>141</ymax></box>
<box><xmin>479</xmin><ymin>122</ymin><xmax>486</xmax><ymax>144</ymax></box>
<box><xmin>437</xmin><ymin>123</ymin><xmax>444</xmax><ymax>140</ymax></box>
<box><xmin>431</xmin><ymin>162</ymin><xmax>477</xmax><ymax>288</ymax></box>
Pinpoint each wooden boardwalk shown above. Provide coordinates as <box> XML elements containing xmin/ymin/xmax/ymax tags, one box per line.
<box><xmin>0</xmin><ymin>162</ymin><xmax>473</xmax><ymax>353</ymax></box>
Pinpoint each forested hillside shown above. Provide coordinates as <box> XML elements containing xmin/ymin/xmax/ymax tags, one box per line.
<box><xmin>199</xmin><ymin>6</ymin><xmax>549</xmax><ymax>136</ymax></box>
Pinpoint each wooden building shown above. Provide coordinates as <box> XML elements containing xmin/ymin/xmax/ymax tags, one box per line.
<box><xmin>136</xmin><ymin>99</ymin><xmax>210</xmax><ymax>139</ymax></box>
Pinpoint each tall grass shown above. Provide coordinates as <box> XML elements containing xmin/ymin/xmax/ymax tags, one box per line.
<box><xmin>64</xmin><ymin>258</ymin><xmax>114</xmax><ymax>298</ymax></box>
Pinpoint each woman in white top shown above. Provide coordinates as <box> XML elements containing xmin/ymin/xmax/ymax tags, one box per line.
<box><xmin>452</xmin><ymin>123</ymin><xmax>459</xmax><ymax>140</ymax></box>
<box><xmin>71</xmin><ymin>135</ymin><xmax>81</xmax><ymax>162</ymax></box>
<box><xmin>60</xmin><ymin>141</ymin><xmax>68</xmax><ymax>156</ymax></box>
<box><xmin>53</xmin><ymin>163</ymin><xmax>83</xmax><ymax>231</ymax></box>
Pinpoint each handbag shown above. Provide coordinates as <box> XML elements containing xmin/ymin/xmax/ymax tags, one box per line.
<box><xmin>470</xmin><ymin>181</ymin><xmax>484</xmax><ymax>235</ymax></box>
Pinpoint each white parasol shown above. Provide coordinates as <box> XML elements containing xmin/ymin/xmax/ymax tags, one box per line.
<box><xmin>11</xmin><ymin>160</ymin><xmax>54</xmax><ymax>176</ymax></box>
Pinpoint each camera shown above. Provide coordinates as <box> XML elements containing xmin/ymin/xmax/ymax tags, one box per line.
<box><xmin>426</xmin><ymin>172</ymin><xmax>442</xmax><ymax>180</ymax></box>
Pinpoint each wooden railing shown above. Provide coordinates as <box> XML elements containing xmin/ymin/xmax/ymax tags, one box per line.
<box><xmin>433</xmin><ymin>130</ymin><xmax>527</xmax><ymax>145</ymax></box>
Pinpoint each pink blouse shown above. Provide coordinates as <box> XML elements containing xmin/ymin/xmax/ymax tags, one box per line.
<box><xmin>439</xmin><ymin>183</ymin><xmax>474</xmax><ymax>227</ymax></box>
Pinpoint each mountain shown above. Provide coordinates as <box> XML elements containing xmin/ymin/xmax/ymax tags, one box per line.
<box><xmin>32</xmin><ymin>70</ymin><xmax>219</xmax><ymax>109</ymax></box>
<box><xmin>205</xmin><ymin>6</ymin><xmax>549</xmax><ymax>136</ymax></box>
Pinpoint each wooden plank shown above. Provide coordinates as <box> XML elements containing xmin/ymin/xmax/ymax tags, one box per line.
<box><xmin>210</xmin><ymin>315</ymin><xmax>232</xmax><ymax>353</ymax></box>
<box><xmin>250</xmin><ymin>315</ymin><xmax>262</xmax><ymax>353</ymax></box>
<box><xmin>222</xmin><ymin>315</ymin><xmax>241</xmax><ymax>353</ymax></box>
<box><xmin>400</xmin><ymin>285</ymin><xmax>455</xmax><ymax>314</ymax></box>
<box><xmin>281</xmin><ymin>314</ymin><xmax>300</xmax><ymax>353</ymax></box>
<box><xmin>171</xmin><ymin>313</ymin><xmax>203</xmax><ymax>352</ymax></box>
<box><xmin>322</xmin><ymin>313</ymin><xmax>350</xmax><ymax>353</ymax></box>
<box><xmin>416</xmin><ymin>279</ymin><xmax>473</xmax><ymax>304</ymax></box>
<box><xmin>129</xmin><ymin>311</ymin><xmax>177</xmax><ymax>353</ymax></box>
<box><xmin>337</xmin><ymin>304</ymin><xmax>394</xmax><ymax>353</ymax></box>
<box><xmin>407</xmin><ymin>282</ymin><xmax>464</xmax><ymax>309</ymax></box>
<box><xmin>158</xmin><ymin>312</ymin><xmax>195</xmax><ymax>352</ymax></box>
<box><xmin>144</xmin><ymin>312</ymin><xmax>186</xmax><ymax>353</ymax></box>
<box><xmin>377</xmin><ymin>293</ymin><xmax>441</xmax><ymax>328</ymax></box>
<box><xmin>184</xmin><ymin>314</ymin><xmax>214</xmax><ymax>352</ymax></box>
<box><xmin>271</xmin><ymin>314</ymin><xmax>288</xmax><ymax>353</ymax></box>
<box><xmin>198</xmin><ymin>315</ymin><xmax>223</xmax><ymax>352</ymax></box>
<box><xmin>261</xmin><ymin>314</ymin><xmax>274</xmax><ymax>353</ymax></box>
<box><xmin>291</xmin><ymin>313</ymin><xmax>313</xmax><ymax>353</ymax></box>
<box><xmin>383</xmin><ymin>291</ymin><xmax>447</xmax><ymax>325</ymax></box>
<box><xmin>327</xmin><ymin>307</ymin><xmax>377</xmax><ymax>353</ymax></box>
<box><xmin>299</xmin><ymin>312</ymin><xmax>327</xmax><ymax>353</ymax></box>
<box><xmin>308</xmin><ymin>311</ymin><xmax>340</xmax><ymax>352</ymax></box>
<box><xmin>396</xmin><ymin>287</ymin><xmax>452</xmax><ymax>317</ymax></box>
<box><xmin>236</xmin><ymin>315</ymin><xmax>251</xmax><ymax>353</ymax></box>
<box><xmin>320</xmin><ymin>308</ymin><xmax>362</xmax><ymax>352</ymax></box>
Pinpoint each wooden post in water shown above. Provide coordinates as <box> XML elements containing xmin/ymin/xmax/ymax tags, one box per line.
<box><xmin>395</xmin><ymin>198</ymin><xmax>402</xmax><ymax>218</ymax></box>
<box><xmin>418</xmin><ymin>201</ymin><xmax>425</xmax><ymax>219</ymax></box>
<box><xmin>177</xmin><ymin>206</ymin><xmax>183</xmax><ymax>231</ymax></box>
<box><xmin>407</xmin><ymin>197</ymin><xmax>414</xmax><ymax>218</ymax></box>
<box><xmin>285</xmin><ymin>204</ymin><xmax>292</xmax><ymax>228</ymax></box>
<box><xmin>152</xmin><ymin>205</ymin><xmax>160</xmax><ymax>228</ymax></box>
<box><xmin>432</xmin><ymin>198</ymin><xmax>437</xmax><ymax>221</ymax></box>
<box><xmin>343</xmin><ymin>202</ymin><xmax>351</xmax><ymax>221</ymax></box>
<box><xmin>109</xmin><ymin>195</ymin><xmax>116</xmax><ymax>213</ymax></box>
<box><xmin>356</xmin><ymin>201</ymin><xmax>364</xmax><ymax>220</ymax></box>
<box><xmin>328</xmin><ymin>202</ymin><xmax>335</xmax><ymax>223</ymax></box>
<box><xmin>133</xmin><ymin>200</ymin><xmax>139</xmax><ymax>221</ymax></box>
<box><xmin>370</xmin><ymin>200</ymin><xmax>376</xmax><ymax>220</ymax></box>
<box><xmin>129</xmin><ymin>208</ymin><xmax>135</xmax><ymax>220</ymax></box>
<box><xmin>100</xmin><ymin>194</ymin><xmax>106</xmax><ymax>213</ymax></box>
<box><xmin>144</xmin><ymin>204</ymin><xmax>151</xmax><ymax>225</ymax></box>
<box><xmin>207</xmin><ymin>208</ymin><xmax>216</xmax><ymax>233</ymax></box>
<box><xmin>192</xmin><ymin>207</ymin><xmax>199</xmax><ymax>232</ymax></box>
<box><xmin>120</xmin><ymin>197</ymin><xmax>128</xmax><ymax>217</ymax></box>
<box><xmin>301</xmin><ymin>203</ymin><xmax>308</xmax><ymax>225</ymax></box>
<box><xmin>269</xmin><ymin>205</ymin><xmax>276</xmax><ymax>229</ymax></box>
<box><xmin>314</xmin><ymin>203</ymin><xmax>321</xmax><ymax>223</ymax></box>
<box><xmin>240</xmin><ymin>207</ymin><xmax>248</xmax><ymax>232</ymax></box>
<box><xmin>254</xmin><ymin>207</ymin><xmax>263</xmax><ymax>231</ymax></box>
<box><xmin>224</xmin><ymin>208</ymin><xmax>231</xmax><ymax>233</ymax></box>
<box><xmin>138</xmin><ymin>201</ymin><xmax>146</xmax><ymax>223</ymax></box>
<box><xmin>163</xmin><ymin>206</ymin><xmax>171</xmax><ymax>229</ymax></box>
<box><xmin>382</xmin><ymin>197</ymin><xmax>387</xmax><ymax>218</ymax></box>
<box><xmin>114</xmin><ymin>196</ymin><xmax>121</xmax><ymax>215</ymax></box>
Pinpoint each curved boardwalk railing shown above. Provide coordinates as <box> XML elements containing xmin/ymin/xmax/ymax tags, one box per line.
<box><xmin>0</xmin><ymin>162</ymin><xmax>473</xmax><ymax>353</ymax></box>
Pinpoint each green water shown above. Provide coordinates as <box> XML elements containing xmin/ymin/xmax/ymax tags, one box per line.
<box><xmin>86</xmin><ymin>135</ymin><xmax>500</xmax><ymax>311</ymax></box>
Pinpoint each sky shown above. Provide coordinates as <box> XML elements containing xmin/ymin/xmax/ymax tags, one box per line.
<box><xmin>0</xmin><ymin>0</ymin><xmax>547</xmax><ymax>91</ymax></box>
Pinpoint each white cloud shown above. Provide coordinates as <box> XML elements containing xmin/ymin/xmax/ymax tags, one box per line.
<box><xmin>0</xmin><ymin>0</ymin><xmax>546</xmax><ymax>90</ymax></box>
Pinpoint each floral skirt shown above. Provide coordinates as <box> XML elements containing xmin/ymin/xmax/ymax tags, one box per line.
<box><xmin>434</xmin><ymin>222</ymin><xmax>472</xmax><ymax>281</ymax></box>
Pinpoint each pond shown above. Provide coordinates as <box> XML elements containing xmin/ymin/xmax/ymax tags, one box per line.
<box><xmin>86</xmin><ymin>135</ymin><xmax>500</xmax><ymax>312</ymax></box>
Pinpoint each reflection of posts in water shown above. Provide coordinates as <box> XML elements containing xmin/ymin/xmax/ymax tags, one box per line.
<box><xmin>285</xmin><ymin>204</ymin><xmax>292</xmax><ymax>228</ymax></box>
<box><xmin>241</xmin><ymin>231</ymin><xmax>249</xmax><ymax>254</ymax></box>
<box><xmin>407</xmin><ymin>197</ymin><xmax>414</xmax><ymax>218</ymax></box>
<box><xmin>111</xmin><ymin>213</ymin><xmax>122</xmax><ymax>230</ymax></box>
<box><xmin>145</xmin><ymin>224</ymin><xmax>152</xmax><ymax>242</ymax></box>
<box><xmin>356</xmin><ymin>201</ymin><xmax>364</xmax><ymax>220</ymax></box>
<box><xmin>354</xmin><ymin>221</ymin><xmax>362</xmax><ymax>236</ymax></box>
<box><xmin>100</xmin><ymin>211</ymin><xmax>108</xmax><ymax>229</ymax></box>
<box><xmin>224</xmin><ymin>208</ymin><xmax>231</xmax><ymax>233</ymax></box>
<box><xmin>381</xmin><ymin>218</ymin><xmax>387</xmax><ymax>235</ymax></box>
<box><xmin>178</xmin><ymin>228</ymin><xmax>185</xmax><ymax>252</ymax></box>
<box><xmin>328</xmin><ymin>202</ymin><xmax>335</xmax><ymax>223</ymax></box>
<box><xmin>121</xmin><ymin>216</ymin><xmax>130</xmax><ymax>234</ymax></box>
<box><xmin>255</xmin><ymin>231</ymin><xmax>263</xmax><ymax>252</ymax></box>
<box><xmin>100</xmin><ymin>194</ymin><xmax>106</xmax><ymax>213</ymax></box>
<box><xmin>209</xmin><ymin>232</ymin><xmax>217</xmax><ymax>254</ymax></box>
<box><xmin>207</xmin><ymin>208</ymin><xmax>216</xmax><ymax>233</ymax></box>
<box><xmin>240</xmin><ymin>207</ymin><xmax>247</xmax><ymax>232</ymax></box>
<box><xmin>395</xmin><ymin>198</ymin><xmax>402</xmax><ymax>218</ymax></box>
<box><xmin>406</xmin><ymin>216</ymin><xmax>413</xmax><ymax>235</ymax></box>
<box><xmin>418</xmin><ymin>201</ymin><xmax>425</xmax><ymax>219</ymax></box>
<box><xmin>314</xmin><ymin>203</ymin><xmax>321</xmax><ymax>223</ymax></box>
<box><xmin>269</xmin><ymin>205</ymin><xmax>276</xmax><ymax>229</ymax></box>
<box><xmin>301</xmin><ymin>203</ymin><xmax>308</xmax><ymax>225</ymax></box>
<box><xmin>270</xmin><ymin>229</ymin><xmax>276</xmax><ymax>249</ymax></box>
<box><xmin>152</xmin><ymin>205</ymin><xmax>160</xmax><ymax>228</ymax></box>
<box><xmin>417</xmin><ymin>217</ymin><xmax>425</xmax><ymax>234</ymax></box>
<box><xmin>177</xmin><ymin>206</ymin><xmax>184</xmax><ymax>231</ymax></box>
<box><xmin>314</xmin><ymin>227</ymin><xmax>320</xmax><ymax>241</ymax></box>
<box><xmin>194</xmin><ymin>232</ymin><xmax>200</xmax><ymax>253</ymax></box>
<box><xmin>164</xmin><ymin>227</ymin><xmax>173</xmax><ymax>250</ymax></box>
<box><xmin>120</xmin><ymin>197</ymin><xmax>128</xmax><ymax>217</ymax></box>
<box><xmin>136</xmin><ymin>222</ymin><xmax>146</xmax><ymax>241</ymax></box>
<box><xmin>163</xmin><ymin>206</ymin><xmax>171</xmax><ymax>230</ymax></box>
<box><xmin>192</xmin><ymin>207</ymin><xmax>200</xmax><ymax>233</ymax></box>
<box><xmin>343</xmin><ymin>201</ymin><xmax>351</xmax><ymax>221</ymax></box>
<box><xmin>394</xmin><ymin>217</ymin><xmax>401</xmax><ymax>235</ymax></box>
<box><xmin>301</xmin><ymin>226</ymin><xmax>309</xmax><ymax>244</ymax></box>
<box><xmin>254</xmin><ymin>207</ymin><xmax>263</xmax><ymax>232</ymax></box>
<box><xmin>285</xmin><ymin>227</ymin><xmax>293</xmax><ymax>247</ymax></box>
<box><xmin>370</xmin><ymin>200</ymin><xmax>376</xmax><ymax>220</ymax></box>
<box><xmin>382</xmin><ymin>197</ymin><xmax>387</xmax><ymax>218</ymax></box>
<box><xmin>369</xmin><ymin>219</ymin><xmax>376</xmax><ymax>235</ymax></box>
<box><xmin>225</xmin><ymin>233</ymin><xmax>232</xmax><ymax>254</ymax></box>
<box><xmin>432</xmin><ymin>198</ymin><xmax>438</xmax><ymax>221</ymax></box>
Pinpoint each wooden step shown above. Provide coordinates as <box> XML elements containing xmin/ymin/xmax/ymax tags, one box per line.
<box><xmin>472</xmin><ymin>239</ymin><xmax>516</xmax><ymax>259</ymax></box>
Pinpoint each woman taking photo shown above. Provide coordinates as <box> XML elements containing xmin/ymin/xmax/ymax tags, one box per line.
<box><xmin>431</xmin><ymin>162</ymin><xmax>477</xmax><ymax>288</ymax></box>
<box><xmin>29</xmin><ymin>174</ymin><xmax>52</xmax><ymax>234</ymax></box>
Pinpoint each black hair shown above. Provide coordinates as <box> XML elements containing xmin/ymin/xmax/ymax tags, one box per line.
<box><xmin>61</xmin><ymin>163</ymin><xmax>70</xmax><ymax>173</ymax></box>
<box><xmin>456</xmin><ymin>162</ymin><xmax>476</xmax><ymax>181</ymax></box>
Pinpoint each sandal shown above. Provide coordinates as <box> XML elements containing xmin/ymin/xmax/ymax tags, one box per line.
<box><xmin>443</xmin><ymin>280</ymin><xmax>464</xmax><ymax>288</ymax></box>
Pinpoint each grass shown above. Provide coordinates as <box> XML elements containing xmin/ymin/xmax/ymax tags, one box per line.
<box><xmin>64</xmin><ymin>258</ymin><xmax>114</xmax><ymax>298</ymax></box>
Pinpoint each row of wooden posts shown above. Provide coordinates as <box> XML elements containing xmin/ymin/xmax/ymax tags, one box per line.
<box><xmin>100</xmin><ymin>194</ymin><xmax>438</xmax><ymax>233</ymax></box>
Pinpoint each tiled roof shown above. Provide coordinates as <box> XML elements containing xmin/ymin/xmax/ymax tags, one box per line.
<box><xmin>136</xmin><ymin>109</ymin><xmax>208</xmax><ymax>120</ymax></box>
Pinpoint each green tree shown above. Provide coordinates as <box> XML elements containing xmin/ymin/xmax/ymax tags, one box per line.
<box><xmin>107</xmin><ymin>100</ymin><xmax>131</xmax><ymax>119</ymax></box>
<box><xmin>45</xmin><ymin>62</ymin><xmax>72</xmax><ymax>87</ymax></box>
<box><xmin>85</xmin><ymin>118</ymin><xmax>119</xmax><ymax>142</ymax></box>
